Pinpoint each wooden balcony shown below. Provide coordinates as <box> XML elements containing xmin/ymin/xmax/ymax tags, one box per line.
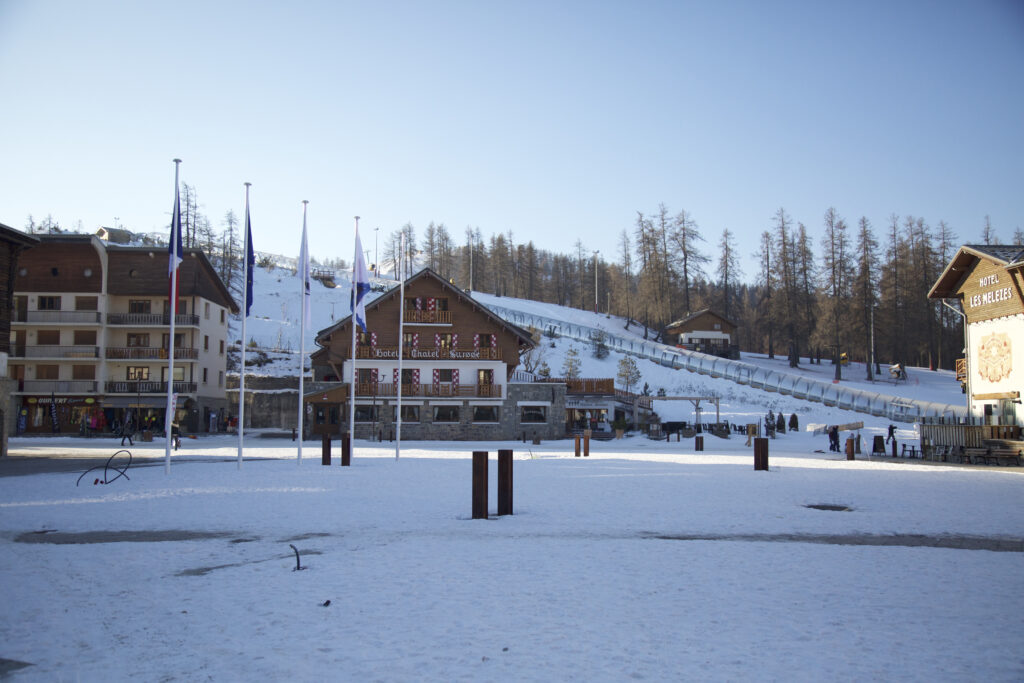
<box><xmin>104</xmin><ymin>381</ymin><xmax>198</xmax><ymax>394</ymax></box>
<box><xmin>355</xmin><ymin>382</ymin><xmax>503</xmax><ymax>399</ymax></box>
<box><xmin>355</xmin><ymin>345</ymin><xmax>502</xmax><ymax>361</ymax></box>
<box><xmin>106</xmin><ymin>347</ymin><xmax>199</xmax><ymax>360</ymax></box>
<box><xmin>107</xmin><ymin>313</ymin><xmax>200</xmax><ymax>326</ymax></box>
<box><xmin>402</xmin><ymin>310</ymin><xmax>452</xmax><ymax>324</ymax></box>
<box><xmin>10</xmin><ymin>345</ymin><xmax>99</xmax><ymax>359</ymax></box>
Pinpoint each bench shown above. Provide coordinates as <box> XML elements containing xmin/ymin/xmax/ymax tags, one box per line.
<box><xmin>901</xmin><ymin>444</ymin><xmax>920</xmax><ymax>459</ymax></box>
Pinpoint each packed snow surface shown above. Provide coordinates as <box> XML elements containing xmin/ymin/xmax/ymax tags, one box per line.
<box><xmin>2</xmin><ymin>431</ymin><xmax>1022</xmax><ymax>681</ymax></box>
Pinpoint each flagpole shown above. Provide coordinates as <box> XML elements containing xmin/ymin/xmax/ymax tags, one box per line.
<box><xmin>165</xmin><ymin>158</ymin><xmax>181</xmax><ymax>475</ymax></box>
<box><xmin>238</xmin><ymin>182</ymin><xmax>251</xmax><ymax>469</ymax></box>
<box><xmin>349</xmin><ymin>216</ymin><xmax>360</xmax><ymax>460</ymax></box>
<box><xmin>298</xmin><ymin>200</ymin><xmax>309</xmax><ymax>464</ymax></box>
<box><xmin>396</xmin><ymin>231</ymin><xmax>404</xmax><ymax>460</ymax></box>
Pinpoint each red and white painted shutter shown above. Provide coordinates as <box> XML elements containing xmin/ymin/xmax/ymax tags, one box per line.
<box><xmin>370</xmin><ymin>332</ymin><xmax>377</xmax><ymax>347</ymax></box>
<box><xmin>473</xmin><ymin>333</ymin><xmax>480</xmax><ymax>350</ymax></box>
<box><xmin>432</xmin><ymin>368</ymin><xmax>440</xmax><ymax>394</ymax></box>
<box><xmin>435</xmin><ymin>333</ymin><xmax>441</xmax><ymax>350</ymax></box>
<box><xmin>412</xmin><ymin>332</ymin><xmax>419</xmax><ymax>349</ymax></box>
<box><xmin>412</xmin><ymin>368</ymin><xmax>420</xmax><ymax>391</ymax></box>
<box><xmin>415</xmin><ymin>297</ymin><xmax>422</xmax><ymax>310</ymax></box>
<box><xmin>427</xmin><ymin>297</ymin><xmax>436</xmax><ymax>311</ymax></box>
<box><xmin>451</xmin><ymin>369</ymin><xmax>459</xmax><ymax>392</ymax></box>
<box><xmin>452</xmin><ymin>333</ymin><xmax>458</xmax><ymax>349</ymax></box>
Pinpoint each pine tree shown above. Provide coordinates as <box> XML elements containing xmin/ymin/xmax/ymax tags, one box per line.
<box><xmin>561</xmin><ymin>345</ymin><xmax>582</xmax><ymax>379</ymax></box>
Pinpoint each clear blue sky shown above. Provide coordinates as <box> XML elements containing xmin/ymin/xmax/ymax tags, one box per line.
<box><xmin>1</xmin><ymin>0</ymin><xmax>1022</xmax><ymax>280</ymax></box>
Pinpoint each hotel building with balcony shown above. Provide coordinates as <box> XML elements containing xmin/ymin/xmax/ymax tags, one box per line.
<box><xmin>9</xmin><ymin>234</ymin><xmax>238</xmax><ymax>434</ymax></box>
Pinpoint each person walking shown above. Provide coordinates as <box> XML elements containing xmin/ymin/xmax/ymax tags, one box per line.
<box><xmin>886</xmin><ymin>424</ymin><xmax>896</xmax><ymax>444</ymax></box>
<box><xmin>120</xmin><ymin>418</ymin><xmax>134</xmax><ymax>447</ymax></box>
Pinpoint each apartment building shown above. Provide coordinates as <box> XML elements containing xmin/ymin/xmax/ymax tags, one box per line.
<box><xmin>309</xmin><ymin>268</ymin><xmax>566</xmax><ymax>440</ymax></box>
<box><xmin>9</xmin><ymin>234</ymin><xmax>238</xmax><ymax>434</ymax></box>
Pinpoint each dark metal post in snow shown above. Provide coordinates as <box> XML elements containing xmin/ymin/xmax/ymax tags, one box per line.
<box><xmin>498</xmin><ymin>449</ymin><xmax>513</xmax><ymax>516</ymax></box>
<box><xmin>472</xmin><ymin>451</ymin><xmax>488</xmax><ymax>519</ymax></box>
<box><xmin>754</xmin><ymin>437</ymin><xmax>769</xmax><ymax>470</ymax></box>
<box><xmin>321</xmin><ymin>433</ymin><xmax>331</xmax><ymax>466</ymax></box>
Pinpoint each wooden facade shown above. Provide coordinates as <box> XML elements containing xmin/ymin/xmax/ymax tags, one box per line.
<box><xmin>0</xmin><ymin>224</ymin><xmax>40</xmax><ymax>456</ymax></box>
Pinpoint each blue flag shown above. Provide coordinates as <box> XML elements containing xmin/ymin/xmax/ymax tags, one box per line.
<box><xmin>353</xmin><ymin>230</ymin><xmax>371</xmax><ymax>332</ymax></box>
<box><xmin>245</xmin><ymin>205</ymin><xmax>255</xmax><ymax>317</ymax></box>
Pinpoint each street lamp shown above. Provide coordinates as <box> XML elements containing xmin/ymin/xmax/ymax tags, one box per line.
<box><xmin>374</xmin><ymin>227</ymin><xmax>379</xmax><ymax>274</ymax></box>
<box><xmin>593</xmin><ymin>250</ymin><xmax>599</xmax><ymax>313</ymax></box>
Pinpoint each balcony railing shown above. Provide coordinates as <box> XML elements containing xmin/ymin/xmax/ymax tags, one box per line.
<box><xmin>21</xmin><ymin>380</ymin><xmax>98</xmax><ymax>393</ymax></box>
<box><xmin>402</xmin><ymin>310</ymin><xmax>452</xmax><ymax>324</ymax></box>
<box><xmin>355</xmin><ymin>382</ymin><xmax>503</xmax><ymax>399</ymax></box>
<box><xmin>11</xmin><ymin>345</ymin><xmax>100</xmax><ymax>359</ymax></box>
<box><xmin>355</xmin><ymin>345</ymin><xmax>502</xmax><ymax>361</ymax></box>
<box><xmin>955</xmin><ymin>357</ymin><xmax>967</xmax><ymax>383</ymax></box>
<box><xmin>104</xmin><ymin>381</ymin><xmax>198</xmax><ymax>394</ymax></box>
<box><xmin>106</xmin><ymin>313</ymin><xmax>200</xmax><ymax>326</ymax></box>
<box><xmin>13</xmin><ymin>311</ymin><xmax>102</xmax><ymax>324</ymax></box>
<box><xmin>106</xmin><ymin>347</ymin><xmax>199</xmax><ymax>360</ymax></box>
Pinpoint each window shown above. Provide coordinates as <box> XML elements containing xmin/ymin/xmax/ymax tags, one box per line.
<box><xmin>219</xmin><ymin>340</ymin><xmax>224</xmax><ymax>355</ymax></box>
<box><xmin>74</xmin><ymin>330</ymin><xmax>97</xmax><ymax>345</ymax></box>
<box><xmin>162</xmin><ymin>333</ymin><xmax>185</xmax><ymax>349</ymax></box>
<box><xmin>478</xmin><ymin>333</ymin><xmax>494</xmax><ymax>348</ymax></box>
<box><xmin>438</xmin><ymin>369</ymin><xmax>454</xmax><ymax>383</ymax></box>
<box><xmin>329</xmin><ymin>406</ymin><xmax>340</xmax><ymax>425</ymax></box>
<box><xmin>161</xmin><ymin>366</ymin><xmax>185</xmax><ymax>382</ymax></box>
<box><xmin>128</xmin><ymin>366</ymin><xmax>150</xmax><ymax>381</ymax></box>
<box><xmin>400</xmin><ymin>405</ymin><xmax>420</xmax><ymax>422</ymax></box>
<box><xmin>357</xmin><ymin>368</ymin><xmax>375</xmax><ymax>384</ymax></box>
<box><xmin>435</xmin><ymin>297</ymin><xmax>449</xmax><ymax>311</ymax></box>
<box><xmin>72</xmin><ymin>365</ymin><xmax>95</xmax><ymax>380</ymax></box>
<box><xmin>37</xmin><ymin>330</ymin><xmax>60</xmax><ymax>345</ymax></box>
<box><xmin>521</xmin><ymin>405</ymin><xmax>547</xmax><ymax>423</ymax></box>
<box><xmin>163</xmin><ymin>299</ymin><xmax>186</xmax><ymax>314</ymax></box>
<box><xmin>357</xmin><ymin>331</ymin><xmax>371</xmax><ymax>346</ymax></box>
<box><xmin>437</xmin><ymin>333</ymin><xmax>452</xmax><ymax>350</ymax></box>
<box><xmin>473</xmin><ymin>406</ymin><xmax>499</xmax><ymax>422</ymax></box>
<box><xmin>713</xmin><ymin>323</ymin><xmax>721</xmax><ymax>330</ymax></box>
<box><xmin>433</xmin><ymin>405</ymin><xmax>460</xmax><ymax>423</ymax></box>
<box><xmin>220</xmin><ymin>309</ymin><xmax>226</xmax><ymax>324</ymax></box>
<box><xmin>403</xmin><ymin>332</ymin><xmax>415</xmax><ymax>348</ymax></box>
<box><xmin>38</xmin><ymin>296</ymin><xmax>61</xmax><ymax>311</ymax></box>
<box><xmin>129</xmin><ymin>300</ymin><xmax>151</xmax><ymax>314</ymax></box>
<box><xmin>314</xmin><ymin>405</ymin><xmax>326</xmax><ymax>424</ymax></box>
<box><xmin>218</xmin><ymin>371</ymin><xmax>224</xmax><ymax>387</ymax></box>
<box><xmin>203</xmin><ymin>368</ymin><xmax>208</xmax><ymax>383</ymax></box>
<box><xmin>75</xmin><ymin>296</ymin><xmax>98</xmax><ymax>311</ymax></box>
<box><xmin>127</xmin><ymin>333</ymin><xmax>150</xmax><ymax>347</ymax></box>
<box><xmin>204</xmin><ymin>302</ymin><xmax>210</xmax><ymax>319</ymax></box>
<box><xmin>204</xmin><ymin>335</ymin><xmax>209</xmax><ymax>351</ymax></box>
<box><xmin>478</xmin><ymin>369</ymin><xmax>493</xmax><ymax>385</ymax></box>
<box><xmin>400</xmin><ymin>368</ymin><xmax>416</xmax><ymax>384</ymax></box>
<box><xmin>36</xmin><ymin>364</ymin><xmax>59</xmax><ymax>379</ymax></box>
<box><xmin>354</xmin><ymin>405</ymin><xmax>378</xmax><ymax>422</ymax></box>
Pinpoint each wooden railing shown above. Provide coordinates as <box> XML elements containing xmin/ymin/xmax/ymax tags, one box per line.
<box><xmin>402</xmin><ymin>310</ymin><xmax>452</xmax><ymax>324</ymax></box>
<box><xmin>354</xmin><ymin>382</ymin><xmax>502</xmax><ymax>399</ymax></box>
<box><xmin>546</xmin><ymin>377</ymin><xmax>615</xmax><ymax>394</ymax></box>
<box><xmin>106</xmin><ymin>347</ymin><xmax>199</xmax><ymax>360</ymax></box>
<box><xmin>355</xmin><ymin>345</ymin><xmax>502</xmax><ymax>361</ymax></box>
<box><xmin>919</xmin><ymin>423</ymin><xmax>1021</xmax><ymax>449</ymax></box>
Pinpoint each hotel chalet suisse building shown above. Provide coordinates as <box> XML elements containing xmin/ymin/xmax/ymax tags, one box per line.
<box><xmin>929</xmin><ymin>244</ymin><xmax>1024</xmax><ymax>427</ymax></box>
<box><xmin>9</xmin><ymin>234</ymin><xmax>238</xmax><ymax>434</ymax></box>
<box><xmin>309</xmin><ymin>268</ymin><xmax>566</xmax><ymax>440</ymax></box>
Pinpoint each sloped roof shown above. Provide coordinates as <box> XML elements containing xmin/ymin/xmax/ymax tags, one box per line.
<box><xmin>314</xmin><ymin>267</ymin><xmax>536</xmax><ymax>349</ymax></box>
<box><xmin>929</xmin><ymin>244</ymin><xmax>1024</xmax><ymax>299</ymax></box>
<box><xmin>0</xmin><ymin>222</ymin><xmax>40</xmax><ymax>247</ymax></box>
<box><xmin>665</xmin><ymin>308</ymin><xmax>738</xmax><ymax>331</ymax></box>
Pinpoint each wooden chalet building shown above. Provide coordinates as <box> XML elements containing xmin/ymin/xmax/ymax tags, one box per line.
<box><xmin>9</xmin><ymin>234</ymin><xmax>238</xmax><ymax>435</ymax></box>
<box><xmin>309</xmin><ymin>268</ymin><xmax>566</xmax><ymax>440</ymax></box>
<box><xmin>1</xmin><ymin>223</ymin><xmax>40</xmax><ymax>455</ymax></box>
<box><xmin>928</xmin><ymin>244</ymin><xmax>1024</xmax><ymax>431</ymax></box>
<box><xmin>665</xmin><ymin>309</ymin><xmax>739</xmax><ymax>359</ymax></box>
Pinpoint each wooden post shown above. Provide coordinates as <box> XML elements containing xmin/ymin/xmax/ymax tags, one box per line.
<box><xmin>574</xmin><ymin>435</ymin><xmax>581</xmax><ymax>457</ymax></box>
<box><xmin>583</xmin><ymin>430</ymin><xmax>591</xmax><ymax>457</ymax></box>
<box><xmin>891</xmin><ymin>439</ymin><xmax>897</xmax><ymax>459</ymax></box>
<box><xmin>846</xmin><ymin>436</ymin><xmax>855</xmax><ymax>460</ymax></box>
<box><xmin>341</xmin><ymin>433</ymin><xmax>351</xmax><ymax>466</ymax></box>
<box><xmin>498</xmin><ymin>449</ymin><xmax>513</xmax><ymax>516</ymax></box>
<box><xmin>754</xmin><ymin>437</ymin><xmax>769</xmax><ymax>470</ymax></box>
<box><xmin>321</xmin><ymin>433</ymin><xmax>331</xmax><ymax>466</ymax></box>
<box><xmin>695</xmin><ymin>435</ymin><xmax>704</xmax><ymax>452</ymax></box>
<box><xmin>472</xmin><ymin>451</ymin><xmax>488</xmax><ymax>519</ymax></box>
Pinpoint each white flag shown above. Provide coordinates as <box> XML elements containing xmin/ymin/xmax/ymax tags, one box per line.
<box><xmin>298</xmin><ymin>217</ymin><xmax>311</xmax><ymax>327</ymax></box>
<box><xmin>353</xmin><ymin>229</ymin><xmax>371</xmax><ymax>332</ymax></box>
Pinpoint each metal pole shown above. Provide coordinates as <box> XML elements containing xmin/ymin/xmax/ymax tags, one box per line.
<box><xmin>593</xmin><ymin>250</ymin><xmax>599</xmax><ymax>313</ymax></box>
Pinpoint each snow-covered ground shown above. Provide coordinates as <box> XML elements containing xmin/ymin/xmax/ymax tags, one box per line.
<box><xmin>2</xmin><ymin>432</ymin><xmax>1022</xmax><ymax>680</ymax></box>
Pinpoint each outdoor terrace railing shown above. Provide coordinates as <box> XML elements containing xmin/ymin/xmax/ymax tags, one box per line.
<box><xmin>11</xmin><ymin>345</ymin><xmax>99</xmax><ymax>359</ymax></box>
<box><xmin>354</xmin><ymin>382</ymin><xmax>502</xmax><ymax>398</ymax></box>
<box><xmin>104</xmin><ymin>381</ymin><xmax>198</xmax><ymax>394</ymax></box>
<box><xmin>402</xmin><ymin>310</ymin><xmax>452</xmax><ymax>324</ymax></box>
<box><xmin>14</xmin><ymin>311</ymin><xmax>102</xmax><ymax>324</ymax></box>
<box><xmin>105</xmin><ymin>347</ymin><xmax>199</xmax><ymax>360</ymax></box>
<box><xmin>355</xmin><ymin>345</ymin><xmax>502</xmax><ymax>361</ymax></box>
<box><xmin>106</xmin><ymin>313</ymin><xmax>200</xmax><ymax>326</ymax></box>
<box><xmin>21</xmin><ymin>380</ymin><xmax>98</xmax><ymax>393</ymax></box>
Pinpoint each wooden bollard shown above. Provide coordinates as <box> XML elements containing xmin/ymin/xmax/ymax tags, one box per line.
<box><xmin>695</xmin><ymin>435</ymin><xmax>704</xmax><ymax>452</ymax></box>
<box><xmin>472</xmin><ymin>451</ymin><xmax>488</xmax><ymax>519</ymax></box>
<box><xmin>321</xmin><ymin>433</ymin><xmax>331</xmax><ymax>466</ymax></box>
<box><xmin>341</xmin><ymin>433</ymin><xmax>351</xmax><ymax>466</ymax></box>
<box><xmin>891</xmin><ymin>439</ymin><xmax>897</xmax><ymax>459</ymax></box>
<box><xmin>846</xmin><ymin>437</ymin><xmax>855</xmax><ymax>461</ymax></box>
<box><xmin>754</xmin><ymin>437</ymin><xmax>769</xmax><ymax>470</ymax></box>
<box><xmin>575</xmin><ymin>435</ymin><xmax>581</xmax><ymax>457</ymax></box>
<box><xmin>498</xmin><ymin>449</ymin><xmax>513</xmax><ymax>516</ymax></box>
<box><xmin>584</xmin><ymin>431</ymin><xmax>590</xmax><ymax>457</ymax></box>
